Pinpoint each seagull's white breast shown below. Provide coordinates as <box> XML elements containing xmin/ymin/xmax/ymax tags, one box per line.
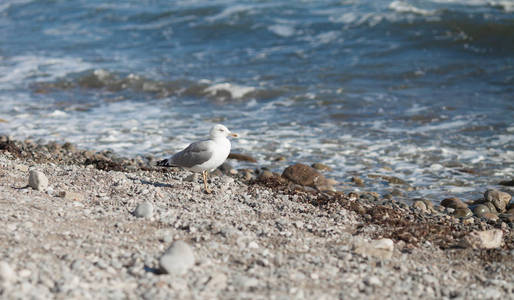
<box><xmin>190</xmin><ymin>137</ymin><xmax>231</xmax><ymax>172</ymax></box>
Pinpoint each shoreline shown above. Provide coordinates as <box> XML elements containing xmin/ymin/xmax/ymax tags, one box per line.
<box><xmin>0</xmin><ymin>136</ymin><xmax>513</xmax><ymax>299</ymax></box>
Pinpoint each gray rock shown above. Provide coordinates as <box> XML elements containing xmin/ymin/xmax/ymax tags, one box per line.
<box><xmin>28</xmin><ymin>170</ymin><xmax>48</xmax><ymax>191</ymax></box>
<box><xmin>484</xmin><ymin>189</ymin><xmax>512</xmax><ymax>213</ymax></box>
<box><xmin>133</xmin><ymin>201</ymin><xmax>153</xmax><ymax>218</ymax></box>
<box><xmin>159</xmin><ymin>240</ymin><xmax>195</xmax><ymax>275</ymax></box>
<box><xmin>459</xmin><ymin>229</ymin><xmax>503</xmax><ymax>249</ymax></box>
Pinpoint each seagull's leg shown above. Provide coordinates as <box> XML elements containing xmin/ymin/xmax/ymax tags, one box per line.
<box><xmin>203</xmin><ymin>170</ymin><xmax>212</xmax><ymax>194</ymax></box>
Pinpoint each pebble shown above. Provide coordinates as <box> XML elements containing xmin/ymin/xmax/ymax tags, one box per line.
<box><xmin>184</xmin><ymin>173</ymin><xmax>197</xmax><ymax>182</ymax></box>
<box><xmin>472</xmin><ymin>204</ymin><xmax>489</xmax><ymax>217</ymax></box>
<box><xmin>420</xmin><ymin>199</ymin><xmax>435</xmax><ymax>212</ymax></box>
<box><xmin>353</xmin><ymin>238</ymin><xmax>394</xmax><ymax>259</ymax></box>
<box><xmin>352</xmin><ymin>176</ymin><xmax>364</xmax><ymax>186</ymax></box>
<box><xmin>484</xmin><ymin>189</ymin><xmax>511</xmax><ymax>212</ymax></box>
<box><xmin>0</xmin><ymin>261</ymin><xmax>16</xmax><ymax>284</ymax></box>
<box><xmin>481</xmin><ymin>287</ymin><xmax>503</xmax><ymax>299</ymax></box>
<box><xmin>499</xmin><ymin>213</ymin><xmax>514</xmax><ymax>223</ymax></box>
<box><xmin>453</xmin><ymin>208</ymin><xmax>472</xmax><ymax>218</ymax></box>
<box><xmin>204</xmin><ymin>273</ymin><xmax>228</xmax><ymax>292</ymax></box>
<box><xmin>462</xmin><ymin>218</ymin><xmax>474</xmax><ymax>225</ymax></box>
<box><xmin>311</xmin><ymin>163</ymin><xmax>332</xmax><ymax>172</ymax></box>
<box><xmin>459</xmin><ymin>229</ymin><xmax>503</xmax><ymax>249</ymax></box>
<box><xmin>482</xmin><ymin>212</ymin><xmax>499</xmax><ymax>222</ymax></box>
<box><xmin>58</xmin><ymin>191</ymin><xmax>84</xmax><ymax>201</ymax></box>
<box><xmin>15</xmin><ymin>164</ymin><xmax>29</xmax><ymax>172</ymax></box>
<box><xmin>235</xmin><ymin>275</ymin><xmax>259</xmax><ymax>289</ymax></box>
<box><xmin>228</xmin><ymin>153</ymin><xmax>257</xmax><ymax>163</ymax></box>
<box><xmin>28</xmin><ymin>170</ymin><xmax>48</xmax><ymax>191</ymax></box>
<box><xmin>133</xmin><ymin>201</ymin><xmax>154</xmax><ymax>218</ymax></box>
<box><xmin>282</xmin><ymin>163</ymin><xmax>329</xmax><ymax>189</ymax></box>
<box><xmin>440</xmin><ymin>197</ymin><xmax>468</xmax><ymax>209</ymax></box>
<box><xmin>484</xmin><ymin>201</ymin><xmax>498</xmax><ymax>213</ymax></box>
<box><xmin>412</xmin><ymin>200</ymin><xmax>427</xmax><ymax>212</ymax></box>
<box><xmin>258</xmin><ymin>170</ymin><xmax>274</xmax><ymax>181</ymax></box>
<box><xmin>159</xmin><ymin>240</ymin><xmax>195</xmax><ymax>275</ymax></box>
<box><xmin>364</xmin><ymin>276</ymin><xmax>382</xmax><ymax>287</ymax></box>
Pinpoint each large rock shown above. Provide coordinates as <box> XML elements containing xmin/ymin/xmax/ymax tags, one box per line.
<box><xmin>159</xmin><ymin>240</ymin><xmax>195</xmax><ymax>275</ymax></box>
<box><xmin>28</xmin><ymin>170</ymin><xmax>48</xmax><ymax>191</ymax></box>
<box><xmin>353</xmin><ymin>238</ymin><xmax>394</xmax><ymax>259</ymax></box>
<box><xmin>484</xmin><ymin>189</ymin><xmax>511</xmax><ymax>213</ymax></box>
<box><xmin>459</xmin><ymin>229</ymin><xmax>503</xmax><ymax>249</ymax></box>
<box><xmin>282</xmin><ymin>163</ymin><xmax>329</xmax><ymax>190</ymax></box>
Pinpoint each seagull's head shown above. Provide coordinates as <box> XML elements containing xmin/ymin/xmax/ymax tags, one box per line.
<box><xmin>210</xmin><ymin>124</ymin><xmax>239</xmax><ymax>139</ymax></box>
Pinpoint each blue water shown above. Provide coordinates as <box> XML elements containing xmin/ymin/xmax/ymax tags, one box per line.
<box><xmin>1</xmin><ymin>0</ymin><xmax>513</xmax><ymax>202</ymax></box>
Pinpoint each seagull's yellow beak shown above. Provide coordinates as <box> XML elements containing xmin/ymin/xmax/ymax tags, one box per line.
<box><xmin>229</xmin><ymin>132</ymin><xmax>239</xmax><ymax>138</ymax></box>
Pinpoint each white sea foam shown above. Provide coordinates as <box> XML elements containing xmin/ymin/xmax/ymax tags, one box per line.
<box><xmin>204</xmin><ymin>83</ymin><xmax>255</xmax><ymax>99</ymax></box>
<box><xmin>429</xmin><ymin>0</ymin><xmax>514</xmax><ymax>12</ymax></box>
<box><xmin>0</xmin><ymin>0</ymin><xmax>31</xmax><ymax>12</ymax></box>
<box><xmin>0</xmin><ymin>55</ymin><xmax>91</xmax><ymax>89</ymax></box>
<box><xmin>206</xmin><ymin>5</ymin><xmax>254</xmax><ymax>22</ymax></box>
<box><xmin>47</xmin><ymin>110</ymin><xmax>68</xmax><ymax>118</ymax></box>
<box><xmin>389</xmin><ymin>1</ymin><xmax>436</xmax><ymax>16</ymax></box>
<box><xmin>268</xmin><ymin>24</ymin><xmax>296</xmax><ymax>38</ymax></box>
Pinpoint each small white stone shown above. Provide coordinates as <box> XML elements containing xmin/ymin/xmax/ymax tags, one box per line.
<box><xmin>364</xmin><ymin>276</ymin><xmax>382</xmax><ymax>286</ymax></box>
<box><xmin>133</xmin><ymin>201</ymin><xmax>153</xmax><ymax>218</ymax></box>
<box><xmin>353</xmin><ymin>238</ymin><xmax>394</xmax><ymax>259</ymax></box>
<box><xmin>0</xmin><ymin>261</ymin><xmax>16</xmax><ymax>284</ymax></box>
<box><xmin>460</xmin><ymin>229</ymin><xmax>503</xmax><ymax>249</ymax></box>
<box><xmin>18</xmin><ymin>269</ymin><xmax>31</xmax><ymax>278</ymax></box>
<box><xmin>159</xmin><ymin>240</ymin><xmax>195</xmax><ymax>275</ymax></box>
<box><xmin>235</xmin><ymin>276</ymin><xmax>259</xmax><ymax>289</ymax></box>
<box><xmin>248</xmin><ymin>241</ymin><xmax>259</xmax><ymax>249</ymax></box>
<box><xmin>28</xmin><ymin>170</ymin><xmax>48</xmax><ymax>191</ymax></box>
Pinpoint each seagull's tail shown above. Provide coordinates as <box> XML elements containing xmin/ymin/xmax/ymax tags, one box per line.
<box><xmin>156</xmin><ymin>158</ymin><xmax>171</xmax><ymax>167</ymax></box>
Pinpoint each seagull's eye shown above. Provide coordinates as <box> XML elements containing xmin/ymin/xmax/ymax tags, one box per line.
<box><xmin>218</xmin><ymin>128</ymin><xmax>224</xmax><ymax>132</ymax></box>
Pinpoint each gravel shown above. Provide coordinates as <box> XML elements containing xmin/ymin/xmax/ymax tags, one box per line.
<box><xmin>0</xmin><ymin>140</ymin><xmax>513</xmax><ymax>299</ymax></box>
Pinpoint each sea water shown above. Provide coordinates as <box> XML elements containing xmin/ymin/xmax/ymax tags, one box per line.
<box><xmin>1</xmin><ymin>0</ymin><xmax>513</xmax><ymax>202</ymax></box>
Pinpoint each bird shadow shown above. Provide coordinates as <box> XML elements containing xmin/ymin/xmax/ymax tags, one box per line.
<box><xmin>126</xmin><ymin>176</ymin><xmax>174</xmax><ymax>188</ymax></box>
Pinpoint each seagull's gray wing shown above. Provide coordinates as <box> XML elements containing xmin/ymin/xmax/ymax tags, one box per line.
<box><xmin>168</xmin><ymin>140</ymin><xmax>213</xmax><ymax>168</ymax></box>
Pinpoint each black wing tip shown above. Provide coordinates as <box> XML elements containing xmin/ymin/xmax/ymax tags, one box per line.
<box><xmin>156</xmin><ymin>159</ymin><xmax>170</xmax><ymax>167</ymax></box>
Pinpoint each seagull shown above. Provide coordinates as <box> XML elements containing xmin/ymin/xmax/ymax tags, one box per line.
<box><xmin>157</xmin><ymin>124</ymin><xmax>239</xmax><ymax>193</ymax></box>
